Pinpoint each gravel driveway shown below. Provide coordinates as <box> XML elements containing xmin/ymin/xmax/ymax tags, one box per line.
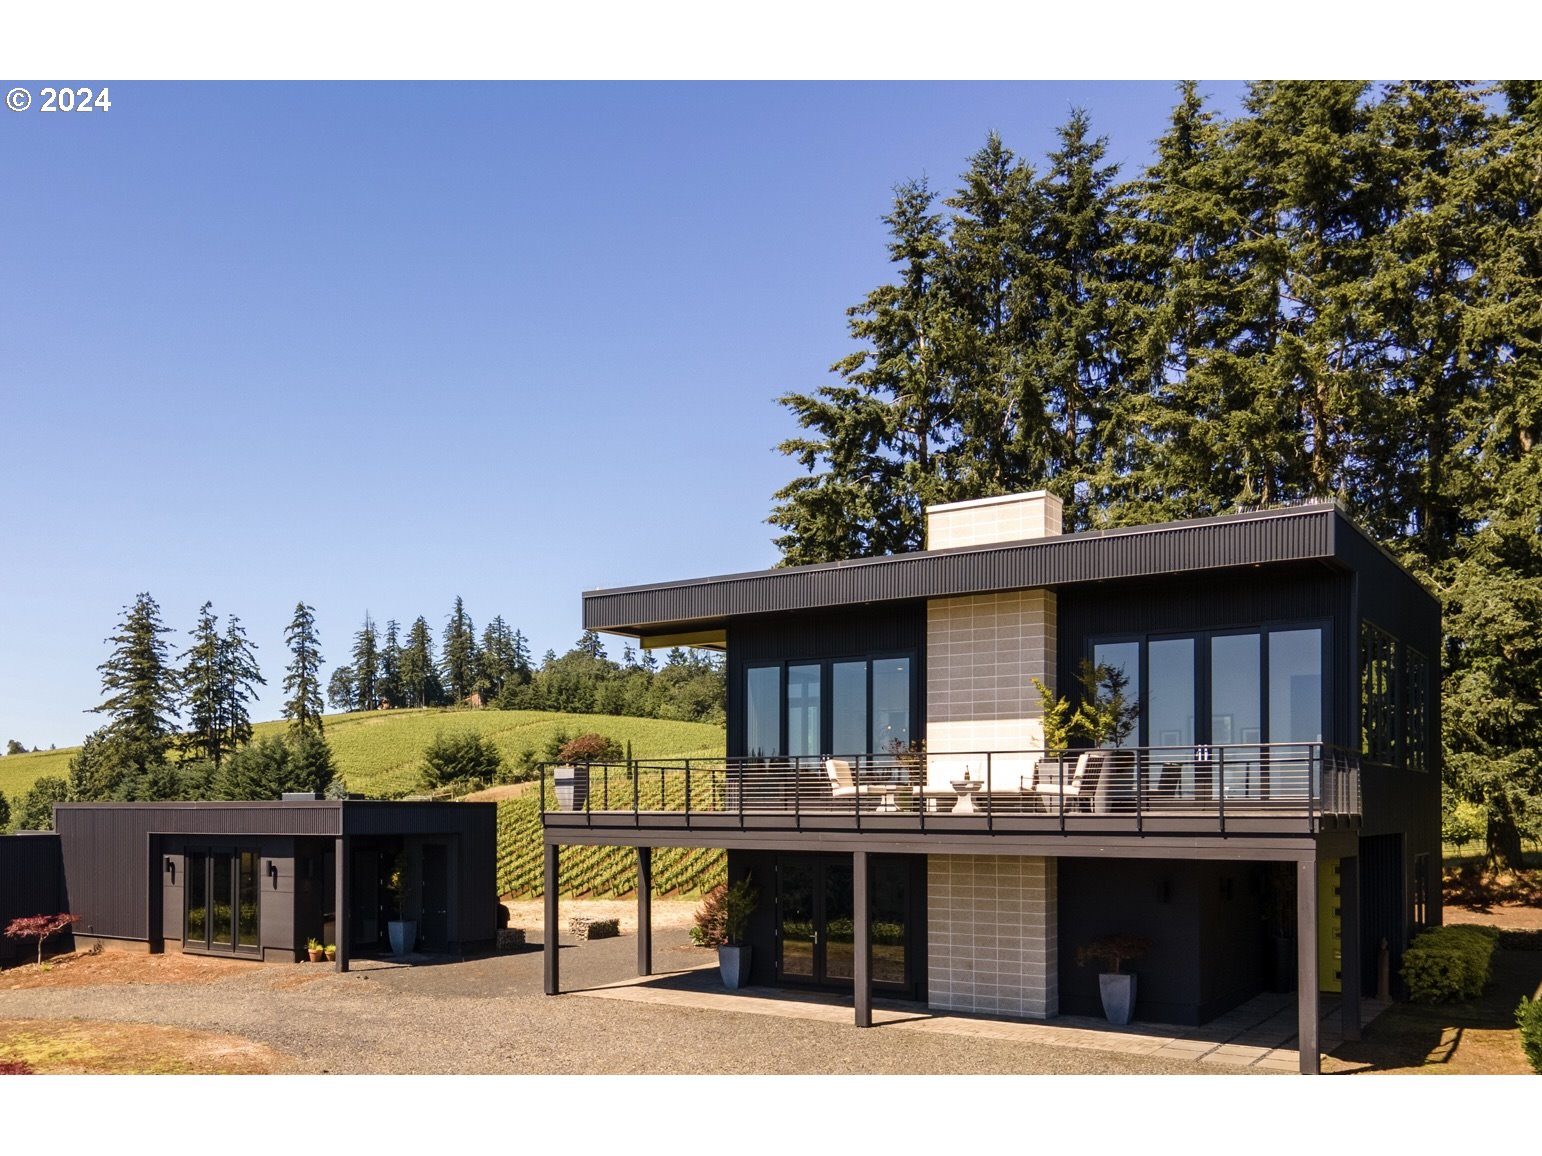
<box><xmin>0</xmin><ymin>928</ymin><xmax>1231</xmax><ymax>1075</ymax></box>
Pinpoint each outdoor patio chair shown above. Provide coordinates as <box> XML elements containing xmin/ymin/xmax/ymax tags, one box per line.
<box><xmin>1032</xmin><ymin>749</ymin><xmax>1107</xmax><ymax>811</ymax></box>
<box><xmin>824</xmin><ymin>758</ymin><xmax>911</xmax><ymax>809</ymax></box>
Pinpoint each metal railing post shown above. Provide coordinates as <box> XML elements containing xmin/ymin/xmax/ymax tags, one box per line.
<box><xmin>986</xmin><ymin>751</ymin><xmax>993</xmax><ymax>832</ymax></box>
<box><xmin>684</xmin><ymin>759</ymin><xmax>692</xmax><ymax>824</ymax></box>
<box><xmin>1216</xmin><ymin>748</ymin><xmax>1226</xmax><ymax>836</ymax></box>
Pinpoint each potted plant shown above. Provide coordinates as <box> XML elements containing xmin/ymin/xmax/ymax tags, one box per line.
<box><xmin>306</xmin><ymin>937</ymin><xmax>326</xmax><ymax>963</ymax></box>
<box><xmin>324</xmin><ymin>943</ymin><xmax>337</xmax><ymax>962</ymax></box>
<box><xmin>386</xmin><ymin>850</ymin><xmax>417</xmax><ymax>957</ymax></box>
<box><xmin>1076</xmin><ymin>933</ymin><xmax>1152</xmax><ymax>1025</ymax></box>
<box><xmin>690</xmin><ymin>878</ymin><xmax>759</xmax><ymax>989</ymax></box>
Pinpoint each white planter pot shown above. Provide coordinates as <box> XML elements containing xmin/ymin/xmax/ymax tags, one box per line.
<box><xmin>718</xmin><ymin>944</ymin><xmax>752</xmax><ymax>990</ymax></box>
<box><xmin>1099</xmin><ymin>972</ymin><xmax>1137</xmax><ymax>1025</ymax></box>
<box><xmin>388</xmin><ymin>919</ymin><xmax>418</xmax><ymax>957</ymax></box>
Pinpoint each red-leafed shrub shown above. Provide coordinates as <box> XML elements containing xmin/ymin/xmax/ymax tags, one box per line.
<box><xmin>556</xmin><ymin>733</ymin><xmax>623</xmax><ymax>764</ymax></box>
<box><xmin>3</xmin><ymin>913</ymin><xmax>82</xmax><ymax>968</ymax></box>
<box><xmin>0</xmin><ymin>1060</ymin><xmax>35</xmax><ymax>1075</ymax></box>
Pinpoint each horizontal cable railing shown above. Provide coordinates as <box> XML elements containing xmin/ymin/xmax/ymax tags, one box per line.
<box><xmin>540</xmin><ymin>742</ymin><xmax>1361</xmax><ymax>835</ymax></box>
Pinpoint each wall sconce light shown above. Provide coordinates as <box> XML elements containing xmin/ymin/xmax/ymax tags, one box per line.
<box><xmin>268</xmin><ymin>861</ymin><xmax>279</xmax><ymax>888</ymax></box>
<box><xmin>164</xmin><ymin>856</ymin><xmax>174</xmax><ymax>875</ymax></box>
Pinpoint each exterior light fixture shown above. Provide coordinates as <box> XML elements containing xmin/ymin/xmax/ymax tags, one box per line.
<box><xmin>268</xmin><ymin>861</ymin><xmax>279</xmax><ymax>888</ymax></box>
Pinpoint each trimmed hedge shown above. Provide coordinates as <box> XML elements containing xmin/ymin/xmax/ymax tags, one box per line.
<box><xmin>1400</xmin><ymin>924</ymin><xmax>1500</xmax><ymax>1004</ymax></box>
<box><xmin>1518</xmin><ymin>996</ymin><xmax>1542</xmax><ymax>1074</ymax></box>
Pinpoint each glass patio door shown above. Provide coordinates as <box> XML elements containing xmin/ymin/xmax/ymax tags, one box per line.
<box><xmin>776</xmin><ymin>856</ymin><xmax>907</xmax><ymax>989</ymax></box>
<box><xmin>184</xmin><ymin>849</ymin><xmax>259</xmax><ymax>955</ymax></box>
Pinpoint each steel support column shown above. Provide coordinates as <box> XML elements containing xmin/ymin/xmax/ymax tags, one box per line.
<box><xmin>544</xmin><ymin>842</ymin><xmax>560</xmax><ymax>995</ymax></box>
<box><xmin>1297</xmin><ymin>857</ymin><xmax>1320</xmax><ymax>1074</ymax></box>
<box><xmin>334</xmin><ymin>834</ymin><xmax>349</xmax><ymax>973</ymax></box>
<box><xmin>637</xmin><ymin>846</ymin><xmax>653</xmax><ymax>977</ymax></box>
<box><xmin>1340</xmin><ymin>854</ymin><xmax>1360</xmax><ymax>1043</ymax></box>
<box><xmin>853</xmin><ymin>848</ymin><xmax>871</xmax><ymax>1028</ymax></box>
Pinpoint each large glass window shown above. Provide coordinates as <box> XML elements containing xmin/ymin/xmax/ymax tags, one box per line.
<box><xmin>745</xmin><ymin>666</ymin><xmax>781</xmax><ymax>758</ymax></box>
<box><xmin>744</xmin><ymin>655</ymin><xmax>914</xmax><ymax>758</ymax></box>
<box><xmin>1212</xmin><ymin>633</ymin><xmax>1262</xmax><ymax>796</ymax></box>
<box><xmin>831</xmin><ymin>661</ymin><xmax>868</xmax><ymax>757</ymax></box>
<box><xmin>871</xmin><ymin>657</ymin><xmax>912</xmax><ymax>753</ymax></box>
<box><xmin>786</xmin><ymin>664</ymin><xmax>822</xmax><ymax>758</ymax></box>
<box><xmin>1092</xmin><ymin>641</ymin><xmax>1141</xmax><ymax>748</ymax></box>
<box><xmin>184</xmin><ymin>848</ymin><xmax>260</xmax><ymax>955</ymax></box>
<box><xmin>1269</xmin><ymin>629</ymin><xmax>1323</xmax><ymax>743</ymax></box>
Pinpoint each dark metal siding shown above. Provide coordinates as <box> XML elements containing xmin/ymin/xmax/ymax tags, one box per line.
<box><xmin>1058</xmin><ymin>857</ymin><xmax>1269</xmax><ymax>1026</ymax></box>
<box><xmin>726</xmin><ymin>604</ymin><xmax>927</xmax><ymax>758</ymax></box>
<box><xmin>56</xmin><ymin>802</ymin><xmax>497</xmax><ymax>949</ymax></box>
<box><xmin>0</xmin><ymin>835</ymin><xmax>66</xmax><ymax>961</ymax></box>
<box><xmin>585</xmin><ymin>505</ymin><xmax>1339</xmax><ymax>633</ymax></box>
<box><xmin>1359</xmin><ymin>833</ymin><xmax>1406</xmax><ymax>997</ymax></box>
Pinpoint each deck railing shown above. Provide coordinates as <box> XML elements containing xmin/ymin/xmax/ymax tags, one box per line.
<box><xmin>540</xmin><ymin>741</ymin><xmax>1361</xmax><ymax>836</ymax></box>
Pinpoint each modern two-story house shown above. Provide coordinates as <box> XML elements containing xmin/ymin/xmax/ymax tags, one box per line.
<box><xmin>540</xmin><ymin>492</ymin><xmax>1441</xmax><ymax>1074</ymax></box>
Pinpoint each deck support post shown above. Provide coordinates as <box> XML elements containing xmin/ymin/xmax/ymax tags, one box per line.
<box><xmin>637</xmin><ymin>846</ymin><xmax>653</xmax><ymax>977</ymax></box>
<box><xmin>1340</xmin><ymin>854</ymin><xmax>1360</xmax><ymax>1043</ymax></box>
<box><xmin>544</xmin><ymin>842</ymin><xmax>560</xmax><ymax>995</ymax></box>
<box><xmin>334</xmin><ymin>833</ymin><xmax>349</xmax><ymax>973</ymax></box>
<box><xmin>1296</xmin><ymin>857</ymin><xmax>1320</xmax><ymax>1074</ymax></box>
<box><xmin>853</xmin><ymin>848</ymin><xmax>871</xmax><ymax>1028</ymax></box>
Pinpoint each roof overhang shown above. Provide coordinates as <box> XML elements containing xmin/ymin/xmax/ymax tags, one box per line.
<box><xmin>582</xmin><ymin>503</ymin><xmax>1414</xmax><ymax>640</ymax></box>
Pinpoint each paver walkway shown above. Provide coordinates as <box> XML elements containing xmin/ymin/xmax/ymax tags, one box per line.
<box><xmin>575</xmin><ymin>962</ymin><xmax>1386</xmax><ymax>1073</ymax></box>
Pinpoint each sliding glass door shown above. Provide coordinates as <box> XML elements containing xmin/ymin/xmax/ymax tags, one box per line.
<box><xmin>743</xmin><ymin>655</ymin><xmax>916</xmax><ymax>760</ymax></box>
<box><xmin>1090</xmin><ymin>625</ymin><xmax>1328</xmax><ymax>798</ymax></box>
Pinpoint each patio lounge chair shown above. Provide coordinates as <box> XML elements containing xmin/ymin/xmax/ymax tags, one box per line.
<box><xmin>824</xmin><ymin>758</ymin><xmax>911</xmax><ymax>810</ymax></box>
<box><xmin>1032</xmin><ymin>749</ymin><xmax>1106</xmax><ymax>811</ymax></box>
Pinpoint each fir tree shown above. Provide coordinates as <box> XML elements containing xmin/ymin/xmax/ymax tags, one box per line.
<box><xmin>282</xmin><ymin>602</ymin><xmax>325</xmax><ymax>739</ymax></box>
<box><xmin>179</xmin><ymin>602</ymin><xmax>224</xmax><ymax>765</ymax></box>
<box><xmin>400</xmin><ymin>616</ymin><xmax>442</xmax><ymax>708</ymax></box>
<box><xmin>377</xmin><ymin>619</ymin><xmax>403</xmax><ymax>708</ymax></box>
<box><xmin>216</xmin><ymin>616</ymin><xmax>263</xmax><ymax>757</ymax></box>
<box><xmin>90</xmin><ymin>592</ymin><xmax>179</xmax><ymax>777</ymax></box>
<box><xmin>441</xmin><ymin>596</ymin><xmax>478</xmax><ymax>703</ymax></box>
<box><xmin>352</xmin><ymin>612</ymin><xmax>380</xmax><ymax>710</ymax></box>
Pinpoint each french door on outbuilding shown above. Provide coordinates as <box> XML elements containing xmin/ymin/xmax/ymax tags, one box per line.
<box><xmin>185</xmin><ymin>849</ymin><xmax>261</xmax><ymax>955</ymax></box>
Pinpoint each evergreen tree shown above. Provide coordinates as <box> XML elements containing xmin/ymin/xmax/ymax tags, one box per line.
<box><xmin>282</xmin><ymin>602</ymin><xmax>325</xmax><ymax>739</ymax></box>
<box><xmin>290</xmin><ymin>731</ymin><xmax>337</xmax><ymax>796</ymax></box>
<box><xmin>575</xmin><ymin>629</ymin><xmax>607</xmax><ymax>661</ymax></box>
<box><xmin>179</xmin><ymin>602</ymin><xmax>226</xmax><ymax>766</ymax></box>
<box><xmin>216</xmin><ymin>616</ymin><xmax>263</xmax><ymax>757</ymax></box>
<box><xmin>511</xmin><ymin>628</ymin><xmax>533</xmax><ymax>683</ymax></box>
<box><xmin>90</xmin><ymin>592</ymin><xmax>180</xmax><ymax>777</ymax></box>
<box><xmin>378</xmin><ymin>619</ymin><xmax>404</xmax><ymax>708</ymax></box>
<box><xmin>400</xmin><ymin>616</ymin><xmax>443</xmax><ymax>708</ymax></box>
<box><xmin>441</xmin><ymin>596</ymin><xmax>478</xmax><ymax>703</ymax></box>
<box><xmin>479</xmin><ymin>615</ymin><xmax>518</xmax><ymax>699</ymax></box>
<box><xmin>67</xmin><ymin>727</ymin><xmax>134</xmax><ymax>801</ymax></box>
<box><xmin>352</xmin><ymin>612</ymin><xmax>380</xmax><ymax>710</ymax></box>
<box><xmin>16</xmin><ymin>776</ymin><xmax>68</xmax><ymax>831</ymax></box>
<box><xmin>771</xmin><ymin>178</ymin><xmax>956</xmax><ymax>561</ymax></box>
<box><xmin>0</xmin><ymin>788</ymin><xmax>10</xmax><ymax>832</ymax></box>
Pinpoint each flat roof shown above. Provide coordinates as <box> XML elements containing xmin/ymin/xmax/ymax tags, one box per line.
<box><xmin>583</xmin><ymin>503</ymin><xmax>1433</xmax><ymax>637</ymax></box>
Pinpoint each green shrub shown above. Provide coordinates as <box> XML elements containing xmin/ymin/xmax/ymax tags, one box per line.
<box><xmin>1401</xmin><ymin>924</ymin><xmax>1500</xmax><ymax>1004</ymax></box>
<box><xmin>1518</xmin><ymin>996</ymin><xmax>1542</xmax><ymax>1074</ymax></box>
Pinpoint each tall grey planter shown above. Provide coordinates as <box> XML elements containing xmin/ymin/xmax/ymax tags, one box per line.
<box><xmin>1099</xmin><ymin>973</ymin><xmax>1137</xmax><ymax>1025</ymax></box>
<box><xmin>553</xmin><ymin>764</ymin><xmax>589</xmax><ymax>811</ymax></box>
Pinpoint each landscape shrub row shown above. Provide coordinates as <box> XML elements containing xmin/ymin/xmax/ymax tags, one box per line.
<box><xmin>1400</xmin><ymin>924</ymin><xmax>1500</xmax><ymax>1004</ymax></box>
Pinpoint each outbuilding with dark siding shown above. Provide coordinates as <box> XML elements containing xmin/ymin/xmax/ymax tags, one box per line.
<box><xmin>53</xmin><ymin>799</ymin><xmax>496</xmax><ymax>968</ymax></box>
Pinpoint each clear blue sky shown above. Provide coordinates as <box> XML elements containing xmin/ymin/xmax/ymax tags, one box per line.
<box><xmin>0</xmin><ymin>81</ymin><xmax>1253</xmax><ymax>749</ymax></box>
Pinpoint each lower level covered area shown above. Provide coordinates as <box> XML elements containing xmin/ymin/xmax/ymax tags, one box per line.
<box><xmin>542</xmin><ymin>828</ymin><xmax>1393</xmax><ymax>1075</ymax></box>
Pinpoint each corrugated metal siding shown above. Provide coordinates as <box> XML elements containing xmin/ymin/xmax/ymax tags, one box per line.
<box><xmin>57</xmin><ymin>808</ymin><xmax>156</xmax><ymax>939</ymax></box>
<box><xmin>456</xmin><ymin>807</ymin><xmax>498</xmax><ymax>944</ymax></box>
<box><xmin>1359</xmin><ymin>833</ymin><xmax>1405</xmax><ymax>996</ymax></box>
<box><xmin>0</xmin><ymin>835</ymin><xmax>65</xmax><ymax>961</ymax></box>
<box><xmin>585</xmin><ymin>506</ymin><xmax>1338</xmax><ymax>632</ymax></box>
<box><xmin>343</xmin><ymin>801</ymin><xmax>495</xmax><ymax>838</ymax></box>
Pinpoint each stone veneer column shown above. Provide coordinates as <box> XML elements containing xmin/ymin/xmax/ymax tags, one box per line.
<box><xmin>923</xmin><ymin>491</ymin><xmax>1063</xmax><ymax>1019</ymax></box>
<box><xmin>928</xmin><ymin>855</ymin><xmax>1057</xmax><ymax>1017</ymax></box>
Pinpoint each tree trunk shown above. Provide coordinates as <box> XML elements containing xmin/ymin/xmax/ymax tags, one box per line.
<box><xmin>1485</xmin><ymin>803</ymin><xmax>1526</xmax><ymax>873</ymax></box>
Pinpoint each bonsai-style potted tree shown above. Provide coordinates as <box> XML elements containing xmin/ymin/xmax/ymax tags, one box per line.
<box><xmin>386</xmin><ymin>850</ymin><xmax>417</xmax><ymax>957</ymax></box>
<box><xmin>1076</xmin><ymin>933</ymin><xmax>1152</xmax><ymax>1025</ymax></box>
<box><xmin>690</xmin><ymin>878</ymin><xmax>759</xmax><ymax>989</ymax></box>
<box><xmin>306</xmin><ymin>937</ymin><xmax>326</xmax><ymax>963</ymax></box>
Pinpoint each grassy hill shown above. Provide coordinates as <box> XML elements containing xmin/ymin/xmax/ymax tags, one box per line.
<box><xmin>1</xmin><ymin>709</ymin><xmax>729</xmax><ymax>898</ymax></box>
<box><xmin>2</xmin><ymin>708</ymin><xmax>722</xmax><ymax>810</ymax></box>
